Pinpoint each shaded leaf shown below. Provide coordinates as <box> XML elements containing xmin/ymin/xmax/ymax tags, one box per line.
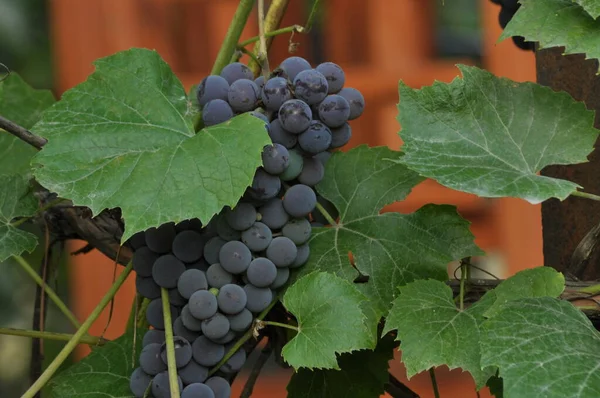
<box><xmin>0</xmin><ymin>175</ymin><xmax>38</xmax><ymax>261</ymax></box>
<box><xmin>574</xmin><ymin>0</ymin><xmax>600</xmax><ymax>19</ymax></box>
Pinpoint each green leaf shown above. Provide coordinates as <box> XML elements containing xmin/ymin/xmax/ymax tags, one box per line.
<box><xmin>396</xmin><ymin>65</ymin><xmax>598</xmax><ymax>203</ymax></box>
<box><xmin>573</xmin><ymin>0</ymin><xmax>600</xmax><ymax>19</ymax></box>
<box><xmin>0</xmin><ymin>73</ymin><xmax>54</xmax><ymax>175</ymax></box>
<box><xmin>286</xmin><ymin>335</ymin><xmax>396</xmax><ymax>398</ymax></box>
<box><xmin>0</xmin><ymin>174</ymin><xmax>39</xmax><ymax>261</ymax></box>
<box><xmin>282</xmin><ymin>272</ymin><xmax>372</xmax><ymax>370</ymax></box>
<box><xmin>501</xmin><ymin>0</ymin><xmax>600</xmax><ymax>72</ymax></box>
<box><xmin>383</xmin><ymin>279</ymin><xmax>495</xmax><ymax>388</ymax></box>
<box><xmin>48</xmin><ymin>331</ymin><xmax>142</xmax><ymax>398</ymax></box>
<box><xmin>481</xmin><ymin>297</ymin><xmax>600</xmax><ymax>398</ymax></box>
<box><xmin>31</xmin><ymin>48</ymin><xmax>270</xmax><ymax>241</ymax></box>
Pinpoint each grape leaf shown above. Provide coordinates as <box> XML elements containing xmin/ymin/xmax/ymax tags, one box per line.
<box><xmin>282</xmin><ymin>272</ymin><xmax>372</xmax><ymax>370</ymax></box>
<box><xmin>286</xmin><ymin>335</ymin><xmax>396</xmax><ymax>398</ymax></box>
<box><xmin>481</xmin><ymin>297</ymin><xmax>600</xmax><ymax>398</ymax></box>
<box><xmin>299</xmin><ymin>145</ymin><xmax>482</xmax><ymax>324</ymax></box>
<box><xmin>573</xmin><ymin>0</ymin><xmax>600</xmax><ymax>18</ymax></box>
<box><xmin>396</xmin><ymin>65</ymin><xmax>598</xmax><ymax>203</ymax></box>
<box><xmin>0</xmin><ymin>174</ymin><xmax>39</xmax><ymax>261</ymax></box>
<box><xmin>501</xmin><ymin>0</ymin><xmax>600</xmax><ymax>72</ymax></box>
<box><xmin>31</xmin><ymin>48</ymin><xmax>270</xmax><ymax>241</ymax></box>
<box><xmin>48</xmin><ymin>331</ymin><xmax>142</xmax><ymax>398</ymax></box>
<box><xmin>0</xmin><ymin>72</ymin><xmax>54</xmax><ymax>175</ymax></box>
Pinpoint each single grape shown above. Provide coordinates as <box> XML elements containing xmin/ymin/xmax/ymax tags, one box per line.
<box><xmin>192</xmin><ymin>335</ymin><xmax>225</xmax><ymax>366</ymax></box>
<box><xmin>266</xmin><ymin>236</ymin><xmax>298</xmax><ymax>268</ymax></box>
<box><xmin>258</xmin><ymin>198</ymin><xmax>289</xmax><ymax>230</ymax></box>
<box><xmin>261</xmin><ymin>143</ymin><xmax>290</xmax><ymax>175</ymax></box>
<box><xmin>197</xmin><ymin>75</ymin><xmax>229</xmax><ymax>107</ymax></box>
<box><xmin>228</xmin><ymin>78</ymin><xmax>260</xmax><ymax>112</ymax></box>
<box><xmin>133</xmin><ymin>246</ymin><xmax>160</xmax><ymax>277</ymax></box>
<box><xmin>278</xmin><ymin>99</ymin><xmax>312</xmax><ymax>134</ymax></box>
<box><xmin>145</xmin><ymin>223</ymin><xmax>176</xmax><ymax>254</ymax></box>
<box><xmin>181</xmin><ymin>305</ymin><xmax>204</xmax><ymax>331</ymax></box>
<box><xmin>290</xmin><ymin>243</ymin><xmax>310</xmax><ymax>268</ymax></box>
<box><xmin>152</xmin><ymin>254</ymin><xmax>186</xmax><ymax>288</ymax></box>
<box><xmin>216</xmin><ymin>213</ymin><xmax>242</xmax><ymax>241</ymax></box>
<box><xmin>225</xmin><ymin>203</ymin><xmax>257</xmax><ymax>231</ymax></box>
<box><xmin>187</xmin><ymin>258</ymin><xmax>210</xmax><ymax>272</ymax></box>
<box><xmin>282</xmin><ymin>218</ymin><xmax>311</xmax><ymax>245</ymax></box>
<box><xmin>202</xmin><ymin>99</ymin><xmax>234</xmax><ymax>127</ymax></box>
<box><xmin>136</xmin><ymin>275</ymin><xmax>161</xmax><ymax>299</ymax></box>
<box><xmin>248</xmin><ymin>168</ymin><xmax>282</xmax><ymax>201</ymax></box>
<box><xmin>146</xmin><ymin>299</ymin><xmax>178</xmax><ymax>330</ymax></box>
<box><xmin>314</xmin><ymin>150</ymin><xmax>332</xmax><ymax>165</ymax></box>
<box><xmin>178</xmin><ymin>269</ymin><xmax>208</xmax><ymax>299</ymax></box>
<box><xmin>279</xmin><ymin>148</ymin><xmax>304</xmax><ymax>182</ymax></box>
<box><xmin>142</xmin><ymin>329</ymin><xmax>165</xmax><ymax>347</ymax></box>
<box><xmin>316</xmin><ymin>62</ymin><xmax>345</xmax><ymax>94</ymax></box>
<box><xmin>175</xmin><ymin>218</ymin><xmax>204</xmax><ymax>233</ymax></box>
<box><xmin>298</xmin><ymin>120</ymin><xmax>333</xmax><ymax>154</ymax></box>
<box><xmin>206</xmin><ymin>263</ymin><xmax>234</xmax><ymax>288</ymax></box>
<box><xmin>338</xmin><ymin>87</ymin><xmax>365</xmax><ymax>120</ymax></box>
<box><xmin>179</xmin><ymin>360</ymin><xmax>209</xmax><ymax>385</ymax></box>
<box><xmin>279</xmin><ymin>56</ymin><xmax>312</xmax><ymax>81</ymax></box>
<box><xmin>201</xmin><ymin>313</ymin><xmax>230</xmax><ymax>340</ymax></box>
<box><xmin>206</xmin><ymin>376</ymin><xmax>232</xmax><ymax>398</ymax></box>
<box><xmin>204</xmin><ymin>236</ymin><xmax>227</xmax><ymax>264</ymax></box>
<box><xmin>173</xmin><ymin>316</ymin><xmax>201</xmax><ymax>343</ymax></box>
<box><xmin>270</xmin><ymin>267</ymin><xmax>290</xmax><ymax>289</ymax></box>
<box><xmin>152</xmin><ymin>371</ymin><xmax>183</xmax><ymax>398</ymax></box>
<box><xmin>160</xmin><ymin>336</ymin><xmax>192</xmax><ymax>368</ymax></box>
<box><xmin>250</xmin><ymin>109</ymin><xmax>269</xmax><ymax>123</ymax></box>
<box><xmin>246</xmin><ymin>257</ymin><xmax>277</xmax><ymax>288</ymax></box>
<box><xmin>210</xmin><ymin>330</ymin><xmax>236</xmax><ymax>344</ymax></box>
<box><xmin>220</xmin><ymin>62</ymin><xmax>254</xmax><ymax>84</ymax></box>
<box><xmin>219</xmin><ymin>346</ymin><xmax>247</xmax><ymax>373</ymax></box>
<box><xmin>293</xmin><ymin>69</ymin><xmax>329</xmax><ymax>105</ymax></box>
<box><xmin>217</xmin><ymin>283</ymin><xmax>248</xmax><ymax>314</ymax></box>
<box><xmin>261</xmin><ymin>76</ymin><xmax>293</xmax><ymax>112</ymax></box>
<box><xmin>254</xmin><ymin>75</ymin><xmax>266</xmax><ymax>91</ymax></box>
<box><xmin>317</xmin><ymin>94</ymin><xmax>350</xmax><ymax>128</ymax></box>
<box><xmin>188</xmin><ymin>290</ymin><xmax>218</xmax><ymax>320</ymax></box>
<box><xmin>227</xmin><ymin>308</ymin><xmax>253</xmax><ymax>332</ymax></box>
<box><xmin>130</xmin><ymin>367</ymin><xmax>152</xmax><ymax>398</ymax></box>
<box><xmin>283</xmin><ymin>184</ymin><xmax>317</xmax><ymax>217</ymax></box>
<box><xmin>330</xmin><ymin>122</ymin><xmax>352</xmax><ymax>149</ymax></box>
<box><xmin>172</xmin><ymin>230</ymin><xmax>205</xmax><ymax>263</ymax></box>
<box><xmin>267</xmin><ymin>119</ymin><xmax>298</xmax><ymax>149</ymax></box>
<box><xmin>297</xmin><ymin>156</ymin><xmax>325</xmax><ymax>186</ymax></box>
<box><xmin>139</xmin><ymin>342</ymin><xmax>167</xmax><ymax>375</ymax></box>
<box><xmin>201</xmin><ymin>217</ymin><xmax>219</xmax><ymax>239</ymax></box>
<box><xmin>241</xmin><ymin>222</ymin><xmax>273</xmax><ymax>252</ymax></box>
<box><xmin>182</xmin><ymin>383</ymin><xmax>215</xmax><ymax>398</ymax></box>
<box><xmin>169</xmin><ymin>287</ymin><xmax>187</xmax><ymax>306</ymax></box>
<box><xmin>219</xmin><ymin>240</ymin><xmax>252</xmax><ymax>274</ymax></box>
<box><xmin>128</xmin><ymin>231</ymin><xmax>147</xmax><ymax>250</ymax></box>
<box><xmin>244</xmin><ymin>284</ymin><xmax>273</xmax><ymax>312</ymax></box>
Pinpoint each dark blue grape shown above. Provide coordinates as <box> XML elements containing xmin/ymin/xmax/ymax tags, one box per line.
<box><xmin>219</xmin><ymin>240</ymin><xmax>252</xmax><ymax>274</ymax></box>
<box><xmin>197</xmin><ymin>75</ymin><xmax>230</xmax><ymax>107</ymax></box>
<box><xmin>317</xmin><ymin>94</ymin><xmax>350</xmax><ymax>128</ymax></box>
<box><xmin>142</xmin><ymin>329</ymin><xmax>165</xmax><ymax>347</ymax></box>
<box><xmin>330</xmin><ymin>122</ymin><xmax>352</xmax><ymax>149</ymax></box>
<box><xmin>160</xmin><ymin>336</ymin><xmax>193</xmax><ymax>368</ymax></box>
<box><xmin>298</xmin><ymin>120</ymin><xmax>332</xmax><ymax>154</ymax></box>
<box><xmin>241</xmin><ymin>222</ymin><xmax>272</xmax><ymax>252</ymax></box>
<box><xmin>228</xmin><ymin>79</ymin><xmax>260</xmax><ymax>112</ymax></box>
<box><xmin>179</xmin><ymin>360</ymin><xmax>209</xmax><ymax>385</ymax></box>
<box><xmin>182</xmin><ymin>383</ymin><xmax>215</xmax><ymax>398</ymax></box>
<box><xmin>261</xmin><ymin>143</ymin><xmax>290</xmax><ymax>175</ymax></box>
<box><xmin>278</xmin><ymin>99</ymin><xmax>312</xmax><ymax>134</ymax></box>
<box><xmin>266</xmin><ymin>236</ymin><xmax>298</xmax><ymax>268</ymax></box>
<box><xmin>298</xmin><ymin>156</ymin><xmax>325</xmax><ymax>186</ymax></box>
<box><xmin>258</xmin><ymin>198</ymin><xmax>289</xmax><ymax>230</ymax></box>
<box><xmin>314</xmin><ymin>150</ymin><xmax>332</xmax><ymax>165</ymax></box>
<box><xmin>254</xmin><ymin>75</ymin><xmax>266</xmax><ymax>91</ymax></box>
<box><xmin>293</xmin><ymin>69</ymin><xmax>329</xmax><ymax>105</ymax></box>
<box><xmin>172</xmin><ymin>230</ymin><xmax>205</xmax><ymax>263</ymax></box>
<box><xmin>219</xmin><ymin>346</ymin><xmax>247</xmax><ymax>373</ymax></box>
<box><xmin>192</xmin><ymin>336</ymin><xmax>225</xmax><ymax>367</ymax></box>
<box><xmin>244</xmin><ymin>284</ymin><xmax>273</xmax><ymax>312</ymax></box>
<box><xmin>279</xmin><ymin>148</ymin><xmax>304</xmax><ymax>181</ymax></box>
<box><xmin>283</xmin><ymin>184</ymin><xmax>317</xmax><ymax>217</ymax></box>
<box><xmin>206</xmin><ymin>263</ymin><xmax>234</xmax><ymax>288</ymax></box>
<box><xmin>177</xmin><ymin>269</ymin><xmax>208</xmax><ymax>299</ymax></box>
<box><xmin>152</xmin><ymin>371</ymin><xmax>183</xmax><ymax>398</ymax></box>
<box><xmin>145</xmin><ymin>223</ymin><xmax>176</xmax><ymax>254</ymax></box>
<box><xmin>282</xmin><ymin>218</ymin><xmax>311</xmax><ymax>245</ymax></box>
<box><xmin>181</xmin><ymin>304</ymin><xmax>204</xmax><ymax>331</ymax></box>
<box><xmin>204</xmin><ymin>236</ymin><xmax>227</xmax><ymax>264</ymax></box>
<box><xmin>227</xmin><ymin>308</ymin><xmax>253</xmax><ymax>332</ymax></box>
<box><xmin>146</xmin><ymin>298</ymin><xmax>178</xmax><ymax>330</ymax></box>
<box><xmin>246</xmin><ymin>257</ymin><xmax>277</xmax><ymax>287</ymax></box>
<box><xmin>169</xmin><ymin>288</ymin><xmax>187</xmax><ymax>306</ymax></box>
<box><xmin>152</xmin><ymin>254</ymin><xmax>186</xmax><ymax>288</ymax></box>
<box><xmin>173</xmin><ymin>316</ymin><xmax>201</xmax><ymax>343</ymax></box>
<box><xmin>139</xmin><ymin>342</ymin><xmax>167</xmax><ymax>375</ymax></box>
<box><xmin>250</xmin><ymin>110</ymin><xmax>269</xmax><ymax>123</ymax></box>
<box><xmin>267</xmin><ymin>119</ymin><xmax>297</xmax><ymax>148</ymax></box>
<box><xmin>270</xmin><ymin>267</ymin><xmax>290</xmax><ymax>289</ymax></box>
<box><xmin>130</xmin><ymin>367</ymin><xmax>152</xmax><ymax>398</ymax></box>
<box><xmin>175</xmin><ymin>218</ymin><xmax>203</xmax><ymax>233</ymax></box>
<box><xmin>261</xmin><ymin>77</ymin><xmax>292</xmax><ymax>112</ymax></box>
<box><xmin>206</xmin><ymin>376</ymin><xmax>231</xmax><ymax>398</ymax></box>
<box><xmin>290</xmin><ymin>243</ymin><xmax>310</xmax><ymax>268</ymax></box>
<box><xmin>188</xmin><ymin>290</ymin><xmax>218</xmax><ymax>320</ymax></box>
<box><xmin>217</xmin><ymin>283</ymin><xmax>247</xmax><ymax>314</ymax></box>
<box><xmin>316</xmin><ymin>62</ymin><xmax>345</xmax><ymax>94</ymax></box>
<box><xmin>201</xmin><ymin>313</ymin><xmax>230</xmax><ymax>340</ymax></box>
<box><xmin>202</xmin><ymin>99</ymin><xmax>234</xmax><ymax>127</ymax></box>
<box><xmin>225</xmin><ymin>203</ymin><xmax>257</xmax><ymax>231</ymax></box>
<box><xmin>136</xmin><ymin>275</ymin><xmax>161</xmax><ymax>299</ymax></box>
<box><xmin>220</xmin><ymin>62</ymin><xmax>254</xmax><ymax>84</ymax></box>
<box><xmin>249</xmin><ymin>168</ymin><xmax>282</xmax><ymax>200</ymax></box>
<box><xmin>338</xmin><ymin>87</ymin><xmax>365</xmax><ymax>120</ymax></box>
<box><xmin>128</xmin><ymin>231</ymin><xmax>147</xmax><ymax>250</ymax></box>
<box><xmin>216</xmin><ymin>213</ymin><xmax>241</xmax><ymax>241</ymax></box>
<box><xmin>279</xmin><ymin>56</ymin><xmax>312</xmax><ymax>81</ymax></box>
<box><xmin>133</xmin><ymin>246</ymin><xmax>159</xmax><ymax>277</ymax></box>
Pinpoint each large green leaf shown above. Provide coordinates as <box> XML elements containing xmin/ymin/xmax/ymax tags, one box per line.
<box><xmin>0</xmin><ymin>73</ymin><xmax>54</xmax><ymax>175</ymax></box>
<box><xmin>481</xmin><ymin>298</ymin><xmax>600</xmax><ymax>398</ymax></box>
<box><xmin>286</xmin><ymin>335</ymin><xmax>396</xmax><ymax>398</ymax></box>
<box><xmin>501</xmin><ymin>0</ymin><xmax>600</xmax><ymax>72</ymax></box>
<box><xmin>282</xmin><ymin>272</ymin><xmax>372</xmax><ymax>370</ymax></box>
<box><xmin>0</xmin><ymin>174</ymin><xmax>39</xmax><ymax>261</ymax></box>
<box><xmin>574</xmin><ymin>0</ymin><xmax>600</xmax><ymax>18</ymax></box>
<box><xmin>298</xmin><ymin>145</ymin><xmax>482</xmax><ymax>324</ymax></box>
<box><xmin>48</xmin><ymin>331</ymin><xmax>142</xmax><ymax>398</ymax></box>
<box><xmin>396</xmin><ymin>65</ymin><xmax>598</xmax><ymax>203</ymax></box>
<box><xmin>31</xmin><ymin>48</ymin><xmax>270</xmax><ymax>241</ymax></box>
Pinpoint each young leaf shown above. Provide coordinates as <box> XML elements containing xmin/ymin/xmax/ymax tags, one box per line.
<box><xmin>0</xmin><ymin>72</ymin><xmax>54</xmax><ymax>175</ymax></box>
<box><xmin>286</xmin><ymin>335</ymin><xmax>396</xmax><ymax>398</ymax></box>
<box><xmin>47</xmin><ymin>331</ymin><xmax>142</xmax><ymax>397</ymax></box>
<box><xmin>396</xmin><ymin>65</ymin><xmax>598</xmax><ymax>203</ymax></box>
<box><xmin>481</xmin><ymin>297</ymin><xmax>600</xmax><ymax>398</ymax></box>
<box><xmin>501</xmin><ymin>1</ymin><xmax>600</xmax><ymax>70</ymax></box>
<box><xmin>574</xmin><ymin>0</ymin><xmax>600</xmax><ymax>19</ymax></box>
<box><xmin>282</xmin><ymin>272</ymin><xmax>372</xmax><ymax>370</ymax></box>
<box><xmin>31</xmin><ymin>48</ymin><xmax>270</xmax><ymax>241</ymax></box>
<box><xmin>0</xmin><ymin>174</ymin><xmax>39</xmax><ymax>261</ymax></box>
<box><xmin>298</xmin><ymin>145</ymin><xmax>482</xmax><ymax>325</ymax></box>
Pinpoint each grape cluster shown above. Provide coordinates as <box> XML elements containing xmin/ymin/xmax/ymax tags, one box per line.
<box><xmin>128</xmin><ymin>56</ymin><xmax>364</xmax><ymax>398</ymax></box>
<box><xmin>492</xmin><ymin>0</ymin><xmax>534</xmax><ymax>51</ymax></box>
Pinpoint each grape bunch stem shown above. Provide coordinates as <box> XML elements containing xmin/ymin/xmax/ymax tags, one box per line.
<box><xmin>160</xmin><ymin>288</ymin><xmax>181</xmax><ymax>398</ymax></box>
<box><xmin>0</xmin><ymin>328</ymin><xmax>106</xmax><ymax>346</ymax></box>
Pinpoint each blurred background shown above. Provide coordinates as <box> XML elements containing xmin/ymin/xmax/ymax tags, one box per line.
<box><xmin>0</xmin><ymin>0</ymin><xmax>539</xmax><ymax>397</ymax></box>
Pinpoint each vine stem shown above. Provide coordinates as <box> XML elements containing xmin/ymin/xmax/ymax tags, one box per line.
<box><xmin>429</xmin><ymin>368</ymin><xmax>440</xmax><ymax>398</ymax></box>
<box><xmin>259</xmin><ymin>320</ymin><xmax>298</xmax><ymax>332</ymax></box>
<box><xmin>315</xmin><ymin>201</ymin><xmax>337</xmax><ymax>225</ymax></box>
<box><xmin>238</xmin><ymin>25</ymin><xmax>304</xmax><ymax>48</ymax></box>
<box><xmin>0</xmin><ymin>328</ymin><xmax>106</xmax><ymax>345</ymax></box>
<box><xmin>21</xmin><ymin>262</ymin><xmax>133</xmax><ymax>398</ymax></box>
<box><xmin>13</xmin><ymin>255</ymin><xmax>81</xmax><ymax>330</ymax></box>
<box><xmin>0</xmin><ymin>115</ymin><xmax>47</xmax><ymax>150</ymax></box>
<box><xmin>571</xmin><ymin>190</ymin><xmax>600</xmax><ymax>202</ymax></box>
<box><xmin>11</xmin><ymin>198</ymin><xmax>69</xmax><ymax>228</ymax></box>
<box><xmin>459</xmin><ymin>257</ymin><xmax>471</xmax><ymax>311</ymax></box>
<box><xmin>240</xmin><ymin>342</ymin><xmax>272</xmax><ymax>398</ymax></box>
<box><xmin>161</xmin><ymin>288</ymin><xmax>180</xmax><ymax>398</ymax></box>
<box><xmin>257</xmin><ymin>0</ymin><xmax>270</xmax><ymax>79</ymax></box>
<box><xmin>248</xmin><ymin>0</ymin><xmax>291</xmax><ymax>76</ymax></box>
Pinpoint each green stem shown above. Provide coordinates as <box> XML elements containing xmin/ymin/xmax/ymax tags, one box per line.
<box><xmin>459</xmin><ymin>257</ymin><xmax>471</xmax><ymax>311</ymax></box>
<box><xmin>315</xmin><ymin>201</ymin><xmax>337</xmax><ymax>225</ymax></box>
<box><xmin>238</xmin><ymin>25</ymin><xmax>303</xmax><ymax>48</ymax></box>
<box><xmin>571</xmin><ymin>190</ymin><xmax>600</xmax><ymax>202</ymax></box>
<box><xmin>578</xmin><ymin>283</ymin><xmax>600</xmax><ymax>295</ymax></box>
<box><xmin>161</xmin><ymin>288</ymin><xmax>180</xmax><ymax>398</ymax></box>
<box><xmin>429</xmin><ymin>368</ymin><xmax>441</xmax><ymax>398</ymax></box>
<box><xmin>126</xmin><ymin>293</ymin><xmax>141</xmax><ymax>332</ymax></box>
<box><xmin>248</xmin><ymin>0</ymin><xmax>291</xmax><ymax>76</ymax></box>
<box><xmin>137</xmin><ymin>297</ymin><xmax>151</xmax><ymax>329</ymax></box>
<box><xmin>260</xmin><ymin>320</ymin><xmax>298</xmax><ymax>332</ymax></box>
<box><xmin>210</xmin><ymin>0</ymin><xmax>256</xmax><ymax>76</ymax></box>
<box><xmin>11</xmin><ymin>198</ymin><xmax>68</xmax><ymax>228</ymax></box>
<box><xmin>14</xmin><ymin>255</ymin><xmax>81</xmax><ymax>330</ymax></box>
<box><xmin>304</xmin><ymin>0</ymin><xmax>321</xmax><ymax>32</ymax></box>
<box><xmin>21</xmin><ymin>262</ymin><xmax>133</xmax><ymax>398</ymax></box>
<box><xmin>0</xmin><ymin>327</ymin><xmax>105</xmax><ymax>345</ymax></box>
<box><xmin>257</xmin><ymin>0</ymin><xmax>271</xmax><ymax>79</ymax></box>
